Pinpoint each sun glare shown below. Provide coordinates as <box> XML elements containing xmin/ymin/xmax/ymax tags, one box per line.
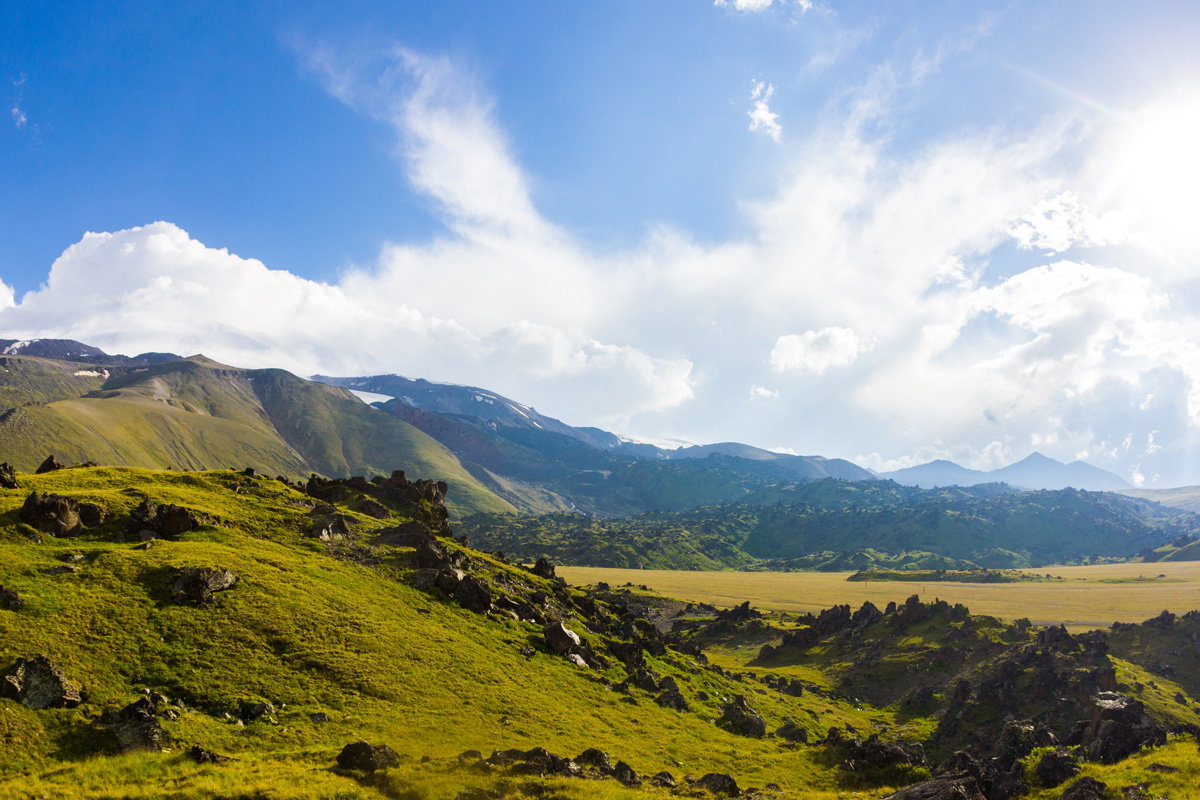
<box><xmin>1106</xmin><ymin>94</ymin><xmax>1200</xmax><ymax>254</ymax></box>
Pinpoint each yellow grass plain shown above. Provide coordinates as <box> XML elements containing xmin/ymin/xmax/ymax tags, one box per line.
<box><xmin>559</xmin><ymin>561</ymin><xmax>1200</xmax><ymax>632</ymax></box>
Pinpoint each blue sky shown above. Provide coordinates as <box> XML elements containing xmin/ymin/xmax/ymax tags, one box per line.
<box><xmin>4</xmin><ymin>1</ymin><xmax>1200</xmax><ymax>485</ymax></box>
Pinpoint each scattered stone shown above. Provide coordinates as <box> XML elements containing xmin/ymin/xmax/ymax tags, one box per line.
<box><xmin>656</xmin><ymin>688</ymin><xmax>689</xmax><ymax>711</ymax></box>
<box><xmin>309</xmin><ymin>712</ymin><xmax>329</xmax><ymax>724</ymax></box>
<box><xmin>567</xmin><ymin>653</ymin><xmax>589</xmax><ymax>668</ymax></box>
<box><xmin>170</xmin><ymin>567</ymin><xmax>238</xmax><ymax>607</ymax></box>
<box><xmin>240</xmin><ymin>700</ymin><xmax>276</xmax><ymax>721</ymax></box>
<box><xmin>695</xmin><ymin>772</ymin><xmax>740</xmax><ymax>796</ymax></box>
<box><xmin>575</xmin><ymin>748</ymin><xmax>613</xmax><ymax>774</ymax></box>
<box><xmin>1145</xmin><ymin>763</ymin><xmax>1179</xmax><ymax>773</ymax></box>
<box><xmin>0</xmin><ymin>462</ymin><xmax>17</xmax><ymax>489</ymax></box>
<box><xmin>19</xmin><ymin>492</ymin><xmax>82</xmax><ymax>536</ymax></box>
<box><xmin>1</xmin><ymin>655</ymin><xmax>82</xmax><ymax>709</ymax></box>
<box><xmin>717</xmin><ymin>695</ymin><xmax>766</xmax><ymax>738</ymax></box>
<box><xmin>336</xmin><ymin>740</ymin><xmax>402</xmax><ymax>771</ymax></box>
<box><xmin>544</xmin><ymin>621</ymin><xmax>582</xmax><ymax>654</ymax></box>
<box><xmin>310</xmin><ymin>514</ymin><xmax>351</xmax><ymax>541</ymax></box>
<box><xmin>187</xmin><ymin>744</ymin><xmax>231</xmax><ymax>763</ymax></box>
<box><xmin>1060</xmin><ymin>777</ymin><xmax>1109</xmax><ymax>800</ymax></box>
<box><xmin>41</xmin><ymin>565</ymin><xmax>80</xmax><ymax>576</ymax></box>
<box><xmin>0</xmin><ymin>585</ymin><xmax>21</xmax><ymax>611</ymax></box>
<box><xmin>35</xmin><ymin>455</ymin><xmax>65</xmax><ymax>474</ymax></box>
<box><xmin>651</xmin><ymin>771</ymin><xmax>677</xmax><ymax>788</ymax></box>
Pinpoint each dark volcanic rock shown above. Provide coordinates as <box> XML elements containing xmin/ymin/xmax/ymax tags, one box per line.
<box><xmin>170</xmin><ymin>567</ymin><xmax>237</xmax><ymax>607</ymax></box>
<box><xmin>20</xmin><ymin>492</ymin><xmax>82</xmax><ymax>536</ymax></box>
<box><xmin>695</xmin><ymin>772</ymin><xmax>740</xmax><ymax>796</ymax></box>
<box><xmin>532</xmin><ymin>556</ymin><xmax>556</xmax><ymax>579</ymax></box>
<box><xmin>544</xmin><ymin>621</ymin><xmax>582</xmax><ymax>654</ymax></box>
<box><xmin>187</xmin><ymin>744</ymin><xmax>231</xmax><ymax>763</ymax></box>
<box><xmin>575</xmin><ymin>747</ymin><xmax>613</xmax><ymax>774</ymax></box>
<box><xmin>100</xmin><ymin>697</ymin><xmax>168</xmax><ymax>752</ymax></box>
<box><xmin>1</xmin><ymin>655</ymin><xmax>82</xmax><ymax>709</ymax></box>
<box><xmin>1035</xmin><ymin>748</ymin><xmax>1080</xmax><ymax>788</ymax></box>
<box><xmin>455</xmin><ymin>575</ymin><xmax>493</xmax><ymax>614</ymax></box>
<box><xmin>656</xmin><ymin>688</ymin><xmax>690</xmax><ymax>711</ymax></box>
<box><xmin>1080</xmin><ymin>692</ymin><xmax>1166</xmax><ymax>764</ymax></box>
<box><xmin>775</xmin><ymin>719</ymin><xmax>808</xmax><ymax>743</ymax></box>
<box><xmin>337</xmin><ymin>740</ymin><xmax>402</xmax><ymax>771</ymax></box>
<box><xmin>651</xmin><ymin>771</ymin><xmax>677</xmax><ymax>788</ymax></box>
<box><xmin>0</xmin><ymin>462</ymin><xmax>17</xmax><ymax>489</ymax></box>
<box><xmin>35</xmin><ymin>455</ymin><xmax>65</xmax><ymax>474</ymax></box>
<box><xmin>717</xmin><ymin>695</ymin><xmax>766</xmax><ymax>738</ymax></box>
<box><xmin>994</xmin><ymin>719</ymin><xmax>1056</xmax><ymax>769</ymax></box>
<box><xmin>886</xmin><ymin>774</ymin><xmax>986</xmax><ymax>800</ymax></box>
<box><xmin>0</xmin><ymin>585</ymin><xmax>21</xmax><ymax>611</ymax></box>
<box><xmin>613</xmin><ymin>760</ymin><xmax>641</xmax><ymax>786</ymax></box>
<box><xmin>125</xmin><ymin>499</ymin><xmax>200</xmax><ymax>540</ymax></box>
<box><xmin>1060</xmin><ymin>777</ymin><xmax>1109</xmax><ymax>800</ymax></box>
<box><xmin>842</xmin><ymin>733</ymin><xmax>926</xmax><ymax>773</ymax></box>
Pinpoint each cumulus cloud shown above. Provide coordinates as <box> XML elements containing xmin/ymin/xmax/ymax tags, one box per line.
<box><xmin>747</xmin><ymin>81</ymin><xmax>782</xmax><ymax>141</ymax></box>
<box><xmin>10</xmin><ymin>107</ymin><xmax>25</xmax><ymax>127</ymax></box>
<box><xmin>770</xmin><ymin>327</ymin><xmax>866</xmax><ymax>373</ymax></box>
<box><xmin>0</xmin><ymin>279</ymin><xmax>14</xmax><ymax>309</ymax></box>
<box><xmin>1009</xmin><ymin>192</ymin><xmax>1131</xmax><ymax>254</ymax></box>
<box><xmin>7</xmin><ymin>39</ymin><xmax>1200</xmax><ymax>484</ymax></box>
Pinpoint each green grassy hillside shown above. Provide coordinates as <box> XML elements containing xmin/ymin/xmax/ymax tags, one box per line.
<box><xmin>0</xmin><ymin>358</ymin><xmax>512</xmax><ymax>518</ymax></box>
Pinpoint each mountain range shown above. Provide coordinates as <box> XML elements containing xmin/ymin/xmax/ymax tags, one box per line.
<box><xmin>882</xmin><ymin>452</ymin><xmax>1132</xmax><ymax>491</ymax></box>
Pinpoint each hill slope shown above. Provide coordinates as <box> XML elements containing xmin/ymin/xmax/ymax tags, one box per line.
<box><xmin>0</xmin><ymin>355</ymin><xmax>512</xmax><ymax>517</ymax></box>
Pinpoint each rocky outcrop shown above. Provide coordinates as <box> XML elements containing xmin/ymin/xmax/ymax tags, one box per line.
<box><xmin>841</xmin><ymin>733</ymin><xmax>926</xmax><ymax>774</ymax></box>
<box><xmin>125</xmin><ymin>499</ymin><xmax>201</xmax><ymax>540</ymax></box>
<box><xmin>19</xmin><ymin>492</ymin><xmax>82</xmax><ymax>536</ymax></box>
<box><xmin>1059</xmin><ymin>777</ymin><xmax>1108</xmax><ymax>800</ymax></box>
<box><xmin>336</xmin><ymin>740</ymin><xmax>402</xmax><ymax>771</ymax></box>
<box><xmin>716</xmin><ymin>695</ymin><xmax>765</xmax><ymax>738</ymax></box>
<box><xmin>1076</xmin><ymin>692</ymin><xmax>1166</xmax><ymax>764</ymax></box>
<box><xmin>885</xmin><ymin>774</ymin><xmax>986</xmax><ymax>800</ymax></box>
<box><xmin>170</xmin><ymin>567</ymin><xmax>237</xmax><ymax>607</ymax></box>
<box><xmin>35</xmin><ymin>455</ymin><xmax>65</xmax><ymax>474</ymax></box>
<box><xmin>695</xmin><ymin>773</ymin><xmax>740</xmax><ymax>796</ymax></box>
<box><xmin>1</xmin><ymin>655</ymin><xmax>82</xmax><ymax>709</ymax></box>
<box><xmin>1035</xmin><ymin>748</ymin><xmax>1080</xmax><ymax>788</ymax></box>
<box><xmin>306</xmin><ymin>470</ymin><xmax>450</xmax><ymax>534</ymax></box>
<box><xmin>532</xmin><ymin>556</ymin><xmax>556</xmax><ymax>579</ymax></box>
<box><xmin>0</xmin><ymin>462</ymin><xmax>17</xmax><ymax>489</ymax></box>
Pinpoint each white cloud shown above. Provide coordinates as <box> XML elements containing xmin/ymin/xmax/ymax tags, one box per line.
<box><xmin>715</xmin><ymin>0</ymin><xmax>813</xmax><ymax>12</ymax></box>
<box><xmin>770</xmin><ymin>327</ymin><xmax>866</xmax><ymax>373</ymax></box>
<box><xmin>749</xmin><ymin>385</ymin><xmax>779</xmax><ymax>399</ymax></box>
<box><xmin>1009</xmin><ymin>191</ymin><xmax>1131</xmax><ymax>254</ymax></box>
<box><xmin>11</xmin><ymin>107</ymin><xmax>26</xmax><ymax>128</ymax></box>
<box><xmin>748</xmin><ymin>81</ymin><xmax>782</xmax><ymax>142</ymax></box>
<box><xmin>0</xmin><ymin>279</ymin><xmax>14</xmax><ymax>309</ymax></box>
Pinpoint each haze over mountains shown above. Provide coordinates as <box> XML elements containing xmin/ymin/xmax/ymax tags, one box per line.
<box><xmin>882</xmin><ymin>452</ymin><xmax>1132</xmax><ymax>492</ymax></box>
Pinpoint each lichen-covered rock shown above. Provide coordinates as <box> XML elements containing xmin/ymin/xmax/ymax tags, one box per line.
<box><xmin>544</xmin><ymin>621</ymin><xmax>582</xmax><ymax>654</ymax></box>
<box><xmin>1035</xmin><ymin>748</ymin><xmax>1080</xmax><ymax>788</ymax></box>
<box><xmin>1</xmin><ymin>655</ymin><xmax>82</xmax><ymax>709</ymax></box>
<box><xmin>99</xmin><ymin>697</ymin><xmax>168</xmax><ymax>752</ymax></box>
<box><xmin>717</xmin><ymin>695</ymin><xmax>766</xmax><ymax>738</ymax></box>
<box><xmin>19</xmin><ymin>492</ymin><xmax>82</xmax><ymax>536</ymax></box>
<box><xmin>170</xmin><ymin>567</ymin><xmax>237</xmax><ymax>607</ymax></box>
<box><xmin>336</xmin><ymin>740</ymin><xmax>402</xmax><ymax>771</ymax></box>
<box><xmin>125</xmin><ymin>499</ymin><xmax>201</xmax><ymax>540</ymax></box>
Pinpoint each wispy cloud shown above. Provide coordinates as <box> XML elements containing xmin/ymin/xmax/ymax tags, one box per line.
<box><xmin>10</xmin><ymin>107</ymin><xmax>26</xmax><ymax>128</ymax></box>
<box><xmin>714</xmin><ymin>0</ymin><xmax>813</xmax><ymax>13</ymax></box>
<box><xmin>747</xmin><ymin>81</ymin><xmax>782</xmax><ymax>141</ymax></box>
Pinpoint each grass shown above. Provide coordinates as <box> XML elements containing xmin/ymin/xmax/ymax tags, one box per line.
<box><xmin>560</xmin><ymin>563</ymin><xmax>1200</xmax><ymax>631</ymax></box>
<box><xmin>0</xmin><ymin>466</ymin><xmax>919</xmax><ymax>799</ymax></box>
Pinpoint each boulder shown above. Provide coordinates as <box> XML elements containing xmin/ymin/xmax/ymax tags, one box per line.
<box><xmin>19</xmin><ymin>492</ymin><xmax>82</xmax><ymax>536</ymax></box>
<box><xmin>544</xmin><ymin>621</ymin><xmax>582</xmax><ymax>654</ymax></box>
<box><xmin>775</xmin><ymin>720</ymin><xmax>808</xmax><ymax>743</ymax></box>
<box><xmin>454</xmin><ymin>575</ymin><xmax>493</xmax><ymax>614</ymax></box>
<box><xmin>99</xmin><ymin>697</ymin><xmax>168</xmax><ymax>752</ymax></box>
<box><xmin>885</xmin><ymin>774</ymin><xmax>986</xmax><ymax>800</ymax></box>
<box><xmin>1</xmin><ymin>655</ymin><xmax>82</xmax><ymax>709</ymax></box>
<box><xmin>1060</xmin><ymin>777</ymin><xmax>1109</xmax><ymax>800</ymax></box>
<box><xmin>1081</xmin><ymin>693</ymin><xmax>1166</xmax><ymax>763</ymax></box>
<box><xmin>566</xmin><ymin>653</ymin><xmax>589</xmax><ymax>668</ymax></box>
<box><xmin>695</xmin><ymin>772</ymin><xmax>740</xmax><ymax>796</ymax></box>
<box><xmin>35</xmin><ymin>455</ymin><xmax>65</xmax><ymax>474</ymax></box>
<box><xmin>852</xmin><ymin>601</ymin><xmax>883</xmax><ymax>627</ymax></box>
<box><xmin>843</xmin><ymin>734</ymin><xmax>926</xmax><ymax>773</ymax></box>
<box><xmin>532</xmin><ymin>556</ymin><xmax>556</xmax><ymax>579</ymax></box>
<box><xmin>310</xmin><ymin>514</ymin><xmax>351</xmax><ymax>541</ymax></box>
<box><xmin>717</xmin><ymin>695</ymin><xmax>766</xmax><ymax>738</ymax></box>
<box><xmin>0</xmin><ymin>585</ymin><xmax>21</xmax><ymax>611</ymax></box>
<box><xmin>994</xmin><ymin>719</ymin><xmax>1055</xmax><ymax>769</ymax></box>
<box><xmin>240</xmin><ymin>700</ymin><xmax>276</xmax><ymax>721</ymax></box>
<box><xmin>170</xmin><ymin>567</ymin><xmax>238</xmax><ymax>607</ymax></box>
<box><xmin>575</xmin><ymin>747</ymin><xmax>613</xmax><ymax>774</ymax></box>
<box><xmin>614</xmin><ymin>760</ymin><xmax>641</xmax><ymax>786</ymax></box>
<box><xmin>656</xmin><ymin>689</ymin><xmax>689</xmax><ymax>711</ymax></box>
<box><xmin>336</xmin><ymin>740</ymin><xmax>402</xmax><ymax>771</ymax></box>
<box><xmin>125</xmin><ymin>499</ymin><xmax>200</xmax><ymax>540</ymax></box>
<box><xmin>1035</xmin><ymin>748</ymin><xmax>1081</xmax><ymax>788</ymax></box>
<box><xmin>0</xmin><ymin>462</ymin><xmax>17</xmax><ymax>489</ymax></box>
<box><xmin>651</xmin><ymin>771</ymin><xmax>677</xmax><ymax>788</ymax></box>
<box><xmin>78</xmin><ymin>502</ymin><xmax>106</xmax><ymax>528</ymax></box>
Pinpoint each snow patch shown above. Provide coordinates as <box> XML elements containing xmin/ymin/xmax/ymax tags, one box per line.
<box><xmin>73</xmin><ymin>369</ymin><xmax>110</xmax><ymax>378</ymax></box>
<box><xmin>1</xmin><ymin>339</ymin><xmax>37</xmax><ymax>355</ymax></box>
<box><xmin>349</xmin><ymin>389</ymin><xmax>393</xmax><ymax>406</ymax></box>
<box><xmin>615</xmin><ymin>434</ymin><xmax>694</xmax><ymax>450</ymax></box>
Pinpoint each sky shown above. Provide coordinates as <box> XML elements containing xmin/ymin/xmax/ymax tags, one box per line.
<box><xmin>4</xmin><ymin>1</ymin><xmax>1200</xmax><ymax>486</ymax></box>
